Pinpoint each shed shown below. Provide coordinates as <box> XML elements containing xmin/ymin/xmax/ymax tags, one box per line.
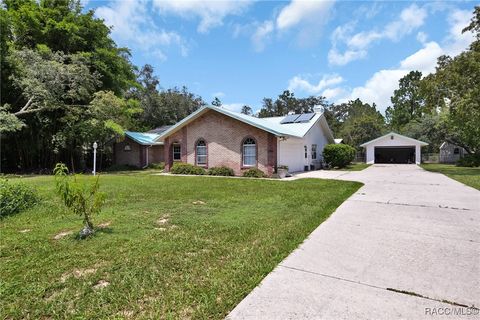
<box><xmin>360</xmin><ymin>132</ymin><xmax>428</xmax><ymax>164</ymax></box>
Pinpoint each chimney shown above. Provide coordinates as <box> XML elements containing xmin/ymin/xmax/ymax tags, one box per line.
<box><xmin>313</xmin><ymin>105</ymin><xmax>324</xmax><ymax>113</ymax></box>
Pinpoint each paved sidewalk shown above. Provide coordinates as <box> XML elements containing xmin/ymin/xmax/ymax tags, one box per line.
<box><xmin>228</xmin><ymin>165</ymin><xmax>480</xmax><ymax>319</ymax></box>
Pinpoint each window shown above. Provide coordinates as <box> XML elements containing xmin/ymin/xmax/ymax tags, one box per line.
<box><xmin>196</xmin><ymin>139</ymin><xmax>207</xmax><ymax>166</ymax></box>
<box><xmin>454</xmin><ymin>148</ymin><xmax>460</xmax><ymax>154</ymax></box>
<box><xmin>124</xmin><ymin>143</ymin><xmax>131</xmax><ymax>152</ymax></box>
<box><xmin>173</xmin><ymin>143</ymin><xmax>181</xmax><ymax>161</ymax></box>
<box><xmin>311</xmin><ymin>144</ymin><xmax>317</xmax><ymax>160</ymax></box>
<box><xmin>304</xmin><ymin>146</ymin><xmax>308</xmax><ymax>159</ymax></box>
<box><xmin>243</xmin><ymin>138</ymin><xmax>256</xmax><ymax>166</ymax></box>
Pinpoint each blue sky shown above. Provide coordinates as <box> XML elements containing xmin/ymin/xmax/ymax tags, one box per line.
<box><xmin>86</xmin><ymin>0</ymin><xmax>476</xmax><ymax>114</ymax></box>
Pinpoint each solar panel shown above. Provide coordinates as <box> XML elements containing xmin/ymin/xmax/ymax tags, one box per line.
<box><xmin>280</xmin><ymin>114</ymin><xmax>300</xmax><ymax>124</ymax></box>
<box><xmin>294</xmin><ymin>112</ymin><xmax>315</xmax><ymax>123</ymax></box>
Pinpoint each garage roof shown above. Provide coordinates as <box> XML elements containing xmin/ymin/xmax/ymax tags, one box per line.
<box><xmin>360</xmin><ymin>132</ymin><xmax>428</xmax><ymax>147</ymax></box>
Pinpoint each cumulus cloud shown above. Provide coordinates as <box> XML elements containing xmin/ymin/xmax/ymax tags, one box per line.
<box><xmin>96</xmin><ymin>0</ymin><xmax>188</xmax><ymax>59</ymax></box>
<box><xmin>328</xmin><ymin>4</ymin><xmax>428</xmax><ymax>66</ymax></box>
<box><xmin>251</xmin><ymin>20</ymin><xmax>275</xmax><ymax>52</ymax></box>
<box><xmin>332</xmin><ymin>8</ymin><xmax>474</xmax><ymax>113</ymax></box>
<box><xmin>222</xmin><ymin>103</ymin><xmax>245</xmax><ymax>113</ymax></box>
<box><xmin>276</xmin><ymin>0</ymin><xmax>334</xmax><ymax>31</ymax></box>
<box><xmin>153</xmin><ymin>0</ymin><xmax>252</xmax><ymax>33</ymax></box>
<box><xmin>288</xmin><ymin>74</ymin><xmax>343</xmax><ymax>95</ymax></box>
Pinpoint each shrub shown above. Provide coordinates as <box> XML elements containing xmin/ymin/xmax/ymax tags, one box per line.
<box><xmin>456</xmin><ymin>154</ymin><xmax>480</xmax><ymax>167</ymax></box>
<box><xmin>242</xmin><ymin>168</ymin><xmax>265</xmax><ymax>178</ymax></box>
<box><xmin>147</xmin><ymin>162</ymin><xmax>165</xmax><ymax>170</ymax></box>
<box><xmin>54</xmin><ymin>163</ymin><xmax>106</xmax><ymax>238</ymax></box>
<box><xmin>323</xmin><ymin>144</ymin><xmax>356</xmax><ymax>168</ymax></box>
<box><xmin>0</xmin><ymin>179</ymin><xmax>39</xmax><ymax>218</ymax></box>
<box><xmin>170</xmin><ymin>163</ymin><xmax>206</xmax><ymax>175</ymax></box>
<box><xmin>207</xmin><ymin>166</ymin><xmax>234</xmax><ymax>176</ymax></box>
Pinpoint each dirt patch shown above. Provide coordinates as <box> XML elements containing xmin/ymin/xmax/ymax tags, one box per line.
<box><xmin>19</xmin><ymin>229</ymin><xmax>31</xmax><ymax>233</ymax></box>
<box><xmin>157</xmin><ymin>217</ymin><xmax>169</xmax><ymax>225</ymax></box>
<box><xmin>60</xmin><ymin>268</ymin><xmax>97</xmax><ymax>283</ymax></box>
<box><xmin>53</xmin><ymin>230</ymin><xmax>73</xmax><ymax>240</ymax></box>
<box><xmin>93</xmin><ymin>279</ymin><xmax>110</xmax><ymax>290</ymax></box>
<box><xmin>192</xmin><ymin>200</ymin><xmax>206</xmax><ymax>205</ymax></box>
<box><xmin>97</xmin><ymin>221</ymin><xmax>111</xmax><ymax>228</ymax></box>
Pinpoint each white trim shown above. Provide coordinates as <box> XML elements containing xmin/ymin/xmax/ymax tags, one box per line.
<box><xmin>360</xmin><ymin>132</ymin><xmax>428</xmax><ymax>147</ymax></box>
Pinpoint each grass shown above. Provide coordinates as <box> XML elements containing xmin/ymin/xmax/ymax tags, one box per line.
<box><xmin>1</xmin><ymin>173</ymin><xmax>361</xmax><ymax>319</ymax></box>
<box><xmin>331</xmin><ymin>163</ymin><xmax>371</xmax><ymax>171</ymax></box>
<box><xmin>421</xmin><ymin>164</ymin><xmax>480</xmax><ymax>190</ymax></box>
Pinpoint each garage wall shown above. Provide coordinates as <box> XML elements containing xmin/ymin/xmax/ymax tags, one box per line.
<box><xmin>365</xmin><ymin>134</ymin><xmax>422</xmax><ymax>164</ymax></box>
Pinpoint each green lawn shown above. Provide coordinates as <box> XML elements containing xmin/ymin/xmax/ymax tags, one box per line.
<box><xmin>421</xmin><ymin>164</ymin><xmax>480</xmax><ymax>190</ymax></box>
<box><xmin>331</xmin><ymin>163</ymin><xmax>371</xmax><ymax>171</ymax></box>
<box><xmin>1</xmin><ymin>174</ymin><xmax>361</xmax><ymax>319</ymax></box>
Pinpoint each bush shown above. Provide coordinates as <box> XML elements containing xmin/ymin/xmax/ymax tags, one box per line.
<box><xmin>147</xmin><ymin>162</ymin><xmax>165</xmax><ymax>170</ymax></box>
<box><xmin>207</xmin><ymin>166</ymin><xmax>234</xmax><ymax>176</ymax></box>
<box><xmin>170</xmin><ymin>163</ymin><xmax>206</xmax><ymax>175</ymax></box>
<box><xmin>242</xmin><ymin>168</ymin><xmax>265</xmax><ymax>178</ymax></box>
<box><xmin>323</xmin><ymin>144</ymin><xmax>356</xmax><ymax>168</ymax></box>
<box><xmin>0</xmin><ymin>179</ymin><xmax>39</xmax><ymax>218</ymax></box>
<box><xmin>456</xmin><ymin>154</ymin><xmax>480</xmax><ymax>167</ymax></box>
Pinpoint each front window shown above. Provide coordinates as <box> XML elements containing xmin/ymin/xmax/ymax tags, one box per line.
<box><xmin>304</xmin><ymin>146</ymin><xmax>308</xmax><ymax>159</ymax></box>
<box><xmin>196</xmin><ymin>139</ymin><xmax>207</xmax><ymax>166</ymax></box>
<box><xmin>454</xmin><ymin>148</ymin><xmax>460</xmax><ymax>154</ymax></box>
<box><xmin>173</xmin><ymin>144</ymin><xmax>181</xmax><ymax>161</ymax></box>
<box><xmin>243</xmin><ymin>138</ymin><xmax>256</xmax><ymax>166</ymax></box>
<box><xmin>311</xmin><ymin>144</ymin><xmax>317</xmax><ymax>160</ymax></box>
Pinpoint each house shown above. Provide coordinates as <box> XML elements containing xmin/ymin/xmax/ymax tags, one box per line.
<box><xmin>439</xmin><ymin>142</ymin><xmax>466</xmax><ymax>163</ymax></box>
<box><xmin>360</xmin><ymin>132</ymin><xmax>428</xmax><ymax>164</ymax></box>
<box><xmin>113</xmin><ymin>127</ymin><xmax>170</xmax><ymax>168</ymax></box>
<box><xmin>155</xmin><ymin>105</ymin><xmax>336</xmax><ymax>175</ymax></box>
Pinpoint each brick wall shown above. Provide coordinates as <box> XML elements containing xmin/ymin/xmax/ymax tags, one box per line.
<box><xmin>114</xmin><ymin>137</ymin><xmax>164</xmax><ymax>168</ymax></box>
<box><xmin>164</xmin><ymin>110</ymin><xmax>277</xmax><ymax>176</ymax></box>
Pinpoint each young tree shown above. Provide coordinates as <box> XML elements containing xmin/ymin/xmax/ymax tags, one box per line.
<box><xmin>241</xmin><ymin>105</ymin><xmax>253</xmax><ymax>115</ymax></box>
<box><xmin>211</xmin><ymin>97</ymin><xmax>222</xmax><ymax>107</ymax></box>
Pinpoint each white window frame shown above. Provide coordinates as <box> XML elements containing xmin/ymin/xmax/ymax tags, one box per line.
<box><xmin>243</xmin><ymin>138</ymin><xmax>256</xmax><ymax>167</ymax></box>
<box><xmin>173</xmin><ymin>143</ymin><xmax>181</xmax><ymax>161</ymax></box>
<box><xmin>196</xmin><ymin>140</ymin><xmax>207</xmax><ymax>166</ymax></box>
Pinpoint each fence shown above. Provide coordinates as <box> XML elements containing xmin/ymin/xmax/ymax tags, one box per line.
<box><xmin>422</xmin><ymin>153</ymin><xmax>440</xmax><ymax>163</ymax></box>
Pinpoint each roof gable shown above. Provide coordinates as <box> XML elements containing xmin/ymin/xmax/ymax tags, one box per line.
<box><xmin>156</xmin><ymin>106</ymin><xmax>331</xmax><ymax>141</ymax></box>
<box><xmin>360</xmin><ymin>132</ymin><xmax>428</xmax><ymax>147</ymax></box>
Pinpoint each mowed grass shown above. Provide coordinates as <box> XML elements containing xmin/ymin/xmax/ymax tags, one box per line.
<box><xmin>1</xmin><ymin>174</ymin><xmax>361</xmax><ymax>319</ymax></box>
<box><xmin>421</xmin><ymin>164</ymin><xmax>480</xmax><ymax>190</ymax></box>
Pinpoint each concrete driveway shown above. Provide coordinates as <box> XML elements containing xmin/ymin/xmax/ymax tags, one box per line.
<box><xmin>228</xmin><ymin>165</ymin><xmax>480</xmax><ymax>319</ymax></box>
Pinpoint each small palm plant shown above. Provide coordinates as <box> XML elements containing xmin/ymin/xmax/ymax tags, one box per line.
<box><xmin>53</xmin><ymin>163</ymin><xmax>106</xmax><ymax>239</ymax></box>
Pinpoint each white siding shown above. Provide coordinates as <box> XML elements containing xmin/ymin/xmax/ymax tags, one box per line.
<box><xmin>278</xmin><ymin>117</ymin><xmax>332</xmax><ymax>172</ymax></box>
<box><xmin>364</xmin><ymin>134</ymin><xmax>423</xmax><ymax>164</ymax></box>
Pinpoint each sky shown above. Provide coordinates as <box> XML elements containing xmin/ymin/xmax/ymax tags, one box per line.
<box><xmin>85</xmin><ymin>0</ymin><xmax>476</xmax><ymax>114</ymax></box>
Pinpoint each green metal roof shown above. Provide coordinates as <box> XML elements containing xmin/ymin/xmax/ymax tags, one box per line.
<box><xmin>125</xmin><ymin>131</ymin><xmax>163</xmax><ymax>145</ymax></box>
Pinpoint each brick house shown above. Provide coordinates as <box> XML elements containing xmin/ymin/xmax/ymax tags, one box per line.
<box><xmin>156</xmin><ymin>106</ymin><xmax>336</xmax><ymax>176</ymax></box>
<box><xmin>114</xmin><ymin>130</ymin><xmax>169</xmax><ymax>168</ymax></box>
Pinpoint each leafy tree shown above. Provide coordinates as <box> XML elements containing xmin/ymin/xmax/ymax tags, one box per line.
<box><xmin>241</xmin><ymin>105</ymin><xmax>253</xmax><ymax>115</ymax></box>
<box><xmin>211</xmin><ymin>97</ymin><xmax>222</xmax><ymax>107</ymax></box>
<box><xmin>258</xmin><ymin>90</ymin><xmax>327</xmax><ymax>117</ymax></box>
<box><xmin>385</xmin><ymin>71</ymin><xmax>424</xmax><ymax>130</ymax></box>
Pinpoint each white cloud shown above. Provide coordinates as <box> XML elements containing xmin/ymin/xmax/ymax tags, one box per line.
<box><xmin>96</xmin><ymin>0</ymin><xmax>188</xmax><ymax>59</ymax></box>
<box><xmin>333</xmin><ymin>9</ymin><xmax>474</xmax><ymax>113</ymax></box>
<box><xmin>328</xmin><ymin>4</ymin><xmax>428</xmax><ymax>66</ymax></box>
<box><xmin>212</xmin><ymin>92</ymin><xmax>225</xmax><ymax>98</ymax></box>
<box><xmin>153</xmin><ymin>0</ymin><xmax>252</xmax><ymax>33</ymax></box>
<box><xmin>276</xmin><ymin>0</ymin><xmax>334</xmax><ymax>30</ymax></box>
<box><xmin>288</xmin><ymin>74</ymin><xmax>343</xmax><ymax>95</ymax></box>
<box><xmin>252</xmin><ymin>20</ymin><xmax>274</xmax><ymax>52</ymax></box>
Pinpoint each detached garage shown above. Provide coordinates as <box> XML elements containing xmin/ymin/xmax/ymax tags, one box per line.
<box><xmin>360</xmin><ymin>132</ymin><xmax>428</xmax><ymax>164</ymax></box>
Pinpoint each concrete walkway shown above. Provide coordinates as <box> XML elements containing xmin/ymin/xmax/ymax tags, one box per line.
<box><xmin>228</xmin><ymin>165</ymin><xmax>480</xmax><ymax>319</ymax></box>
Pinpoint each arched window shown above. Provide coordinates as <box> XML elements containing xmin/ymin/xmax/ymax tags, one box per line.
<box><xmin>196</xmin><ymin>139</ymin><xmax>207</xmax><ymax>166</ymax></box>
<box><xmin>243</xmin><ymin>137</ymin><xmax>256</xmax><ymax>166</ymax></box>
